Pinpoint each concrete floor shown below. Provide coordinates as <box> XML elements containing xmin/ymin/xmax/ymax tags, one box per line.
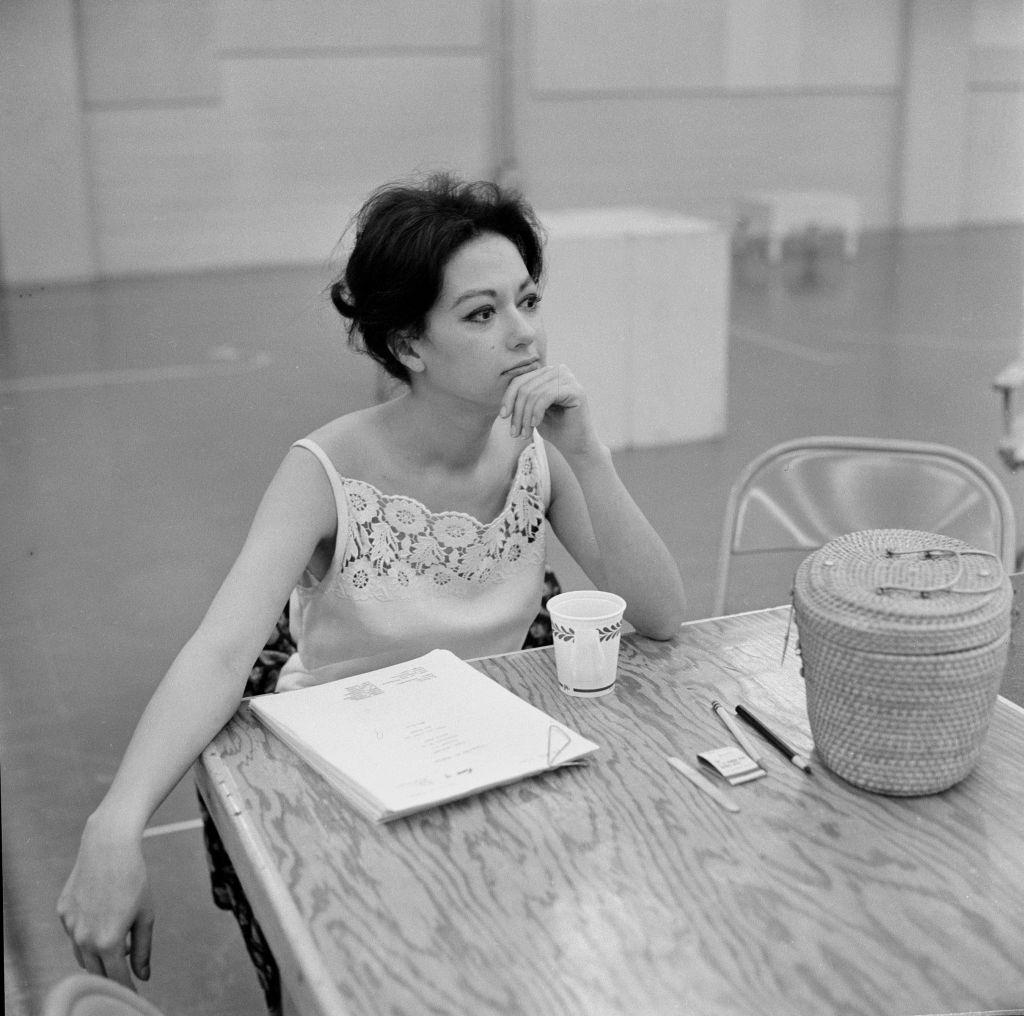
<box><xmin>2</xmin><ymin>224</ymin><xmax>1022</xmax><ymax>1015</ymax></box>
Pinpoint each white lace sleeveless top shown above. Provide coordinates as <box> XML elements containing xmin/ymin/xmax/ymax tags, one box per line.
<box><xmin>275</xmin><ymin>432</ymin><xmax>551</xmax><ymax>691</ymax></box>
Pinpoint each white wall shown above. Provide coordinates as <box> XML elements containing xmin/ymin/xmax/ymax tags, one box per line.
<box><xmin>966</xmin><ymin>0</ymin><xmax>1024</xmax><ymax>223</ymax></box>
<box><xmin>516</xmin><ymin>0</ymin><xmax>903</xmax><ymax>225</ymax></box>
<box><xmin>1</xmin><ymin>0</ymin><xmax>493</xmax><ymax>283</ymax></box>
<box><xmin>899</xmin><ymin>2</ymin><xmax>973</xmax><ymax>228</ymax></box>
<box><xmin>2</xmin><ymin>0</ymin><xmax>1022</xmax><ymax>285</ymax></box>
<box><xmin>517</xmin><ymin>0</ymin><xmax>1022</xmax><ymax>229</ymax></box>
<box><xmin>0</xmin><ymin>0</ymin><xmax>95</xmax><ymax>283</ymax></box>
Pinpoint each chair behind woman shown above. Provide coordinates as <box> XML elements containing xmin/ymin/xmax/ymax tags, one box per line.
<box><xmin>714</xmin><ymin>435</ymin><xmax>1017</xmax><ymax>616</ymax></box>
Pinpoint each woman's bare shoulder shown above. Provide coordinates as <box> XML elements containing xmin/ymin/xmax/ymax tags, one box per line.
<box><xmin>299</xmin><ymin>404</ymin><xmax>389</xmax><ymax>478</ymax></box>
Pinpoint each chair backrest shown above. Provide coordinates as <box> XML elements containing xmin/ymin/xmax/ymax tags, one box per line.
<box><xmin>713</xmin><ymin>436</ymin><xmax>1018</xmax><ymax>616</ymax></box>
<box><xmin>43</xmin><ymin>974</ymin><xmax>167</xmax><ymax>1016</ymax></box>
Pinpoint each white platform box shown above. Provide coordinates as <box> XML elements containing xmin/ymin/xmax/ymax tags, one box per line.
<box><xmin>538</xmin><ymin>207</ymin><xmax>730</xmax><ymax>451</ymax></box>
<box><xmin>736</xmin><ymin>191</ymin><xmax>861</xmax><ymax>263</ymax></box>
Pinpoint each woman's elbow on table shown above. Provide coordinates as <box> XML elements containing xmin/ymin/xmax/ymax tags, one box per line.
<box><xmin>629</xmin><ymin>594</ymin><xmax>687</xmax><ymax>641</ymax></box>
<box><xmin>634</xmin><ymin>617</ymin><xmax>684</xmax><ymax>642</ymax></box>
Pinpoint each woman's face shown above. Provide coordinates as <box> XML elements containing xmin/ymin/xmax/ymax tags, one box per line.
<box><xmin>408</xmin><ymin>232</ymin><xmax>546</xmax><ymax>409</ymax></box>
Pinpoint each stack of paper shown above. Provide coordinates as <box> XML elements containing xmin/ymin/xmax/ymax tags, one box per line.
<box><xmin>249</xmin><ymin>649</ymin><xmax>599</xmax><ymax>822</ymax></box>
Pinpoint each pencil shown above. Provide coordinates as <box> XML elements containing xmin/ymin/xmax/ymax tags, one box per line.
<box><xmin>734</xmin><ymin>702</ymin><xmax>812</xmax><ymax>774</ymax></box>
<box><xmin>711</xmin><ymin>699</ymin><xmax>765</xmax><ymax>768</ymax></box>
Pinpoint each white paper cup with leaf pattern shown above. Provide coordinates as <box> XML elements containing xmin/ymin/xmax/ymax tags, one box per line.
<box><xmin>547</xmin><ymin>591</ymin><xmax>626</xmax><ymax>697</ymax></box>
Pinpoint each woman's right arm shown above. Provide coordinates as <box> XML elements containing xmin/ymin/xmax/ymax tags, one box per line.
<box><xmin>57</xmin><ymin>445</ymin><xmax>337</xmax><ymax>989</ymax></box>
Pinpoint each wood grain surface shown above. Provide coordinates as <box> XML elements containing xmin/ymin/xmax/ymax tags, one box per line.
<box><xmin>196</xmin><ymin>606</ymin><xmax>1024</xmax><ymax>1016</ymax></box>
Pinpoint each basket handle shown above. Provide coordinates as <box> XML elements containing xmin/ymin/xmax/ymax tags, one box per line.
<box><xmin>877</xmin><ymin>547</ymin><xmax>1004</xmax><ymax>596</ymax></box>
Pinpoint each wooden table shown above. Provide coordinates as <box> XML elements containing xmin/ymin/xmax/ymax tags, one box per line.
<box><xmin>196</xmin><ymin>604</ymin><xmax>1024</xmax><ymax>1016</ymax></box>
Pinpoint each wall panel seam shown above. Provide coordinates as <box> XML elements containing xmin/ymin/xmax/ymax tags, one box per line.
<box><xmin>84</xmin><ymin>98</ymin><xmax>221</xmax><ymax>113</ymax></box>
<box><xmin>219</xmin><ymin>45</ymin><xmax>484</xmax><ymax>61</ymax></box>
<box><xmin>969</xmin><ymin>83</ymin><xmax>1024</xmax><ymax>93</ymax></box>
<box><xmin>530</xmin><ymin>86</ymin><xmax>899</xmax><ymax>102</ymax></box>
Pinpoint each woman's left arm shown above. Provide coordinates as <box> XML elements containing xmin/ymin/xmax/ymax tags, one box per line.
<box><xmin>502</xmin><ymin>364</ymin><xmax>686</xmax><ymax>639</ymax></box>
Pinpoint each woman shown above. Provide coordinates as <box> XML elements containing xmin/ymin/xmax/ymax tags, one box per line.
<box><xmin>57</xmin><ymin>173</ymin><xmax>686</xmax><ymax>1003</ymax></box>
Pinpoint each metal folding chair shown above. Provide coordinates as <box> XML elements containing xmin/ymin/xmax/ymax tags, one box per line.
<box><xmin>713</xmin><ymin>436</ymin><xmax>1017</xmax><ymax>616</ymax></box>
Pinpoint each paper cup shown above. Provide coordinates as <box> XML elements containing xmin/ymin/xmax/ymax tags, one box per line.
<box><xmin>547</xmin><ymin>590</ymin><xmax>626</xmax><ymax>697</ymax></box>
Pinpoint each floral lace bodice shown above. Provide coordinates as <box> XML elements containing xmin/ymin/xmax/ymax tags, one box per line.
<box><xmin>336</xmin><ymin>448</ymin><xmax>546</xmax><ymax>601</ymax></box>
<box><xmin>277</xmin><ymin>434</ymin><xmax>551</xmax><ymax>691</ymax></box>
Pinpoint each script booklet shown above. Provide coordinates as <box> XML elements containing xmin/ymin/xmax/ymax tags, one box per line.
<box><xmin>248</xmin><ymin>649</ymin><xmax>599</xmax><ymax>822</ymax></box>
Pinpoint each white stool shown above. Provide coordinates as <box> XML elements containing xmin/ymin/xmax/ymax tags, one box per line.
<box><xmin>995</xmin><ymin>356</ymin><xmax>1024</xmax><ymax>471</ymax></box>
<box><xmin>736</xmin><ymin>190</ymin><xmax>861</xmax><ymax>263</ymax></box>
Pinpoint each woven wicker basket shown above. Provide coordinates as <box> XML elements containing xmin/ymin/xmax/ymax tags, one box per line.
<box><xmin>793</xmin><ymin>529</ymin><xmax>1012</xmax><ymax>796</ymax></box>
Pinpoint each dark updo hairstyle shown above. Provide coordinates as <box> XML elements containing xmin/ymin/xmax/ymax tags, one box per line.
<box><xmin>330</xmin><ymin>172</ymin><xmax>545</xmax><ymax>384</ymax></box>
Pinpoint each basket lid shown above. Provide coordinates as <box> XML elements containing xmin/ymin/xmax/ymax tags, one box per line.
<box><xmin>793</xmin><ymin>529</ymin><xmax>1012</xmax><ymax>655</ymax></box>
